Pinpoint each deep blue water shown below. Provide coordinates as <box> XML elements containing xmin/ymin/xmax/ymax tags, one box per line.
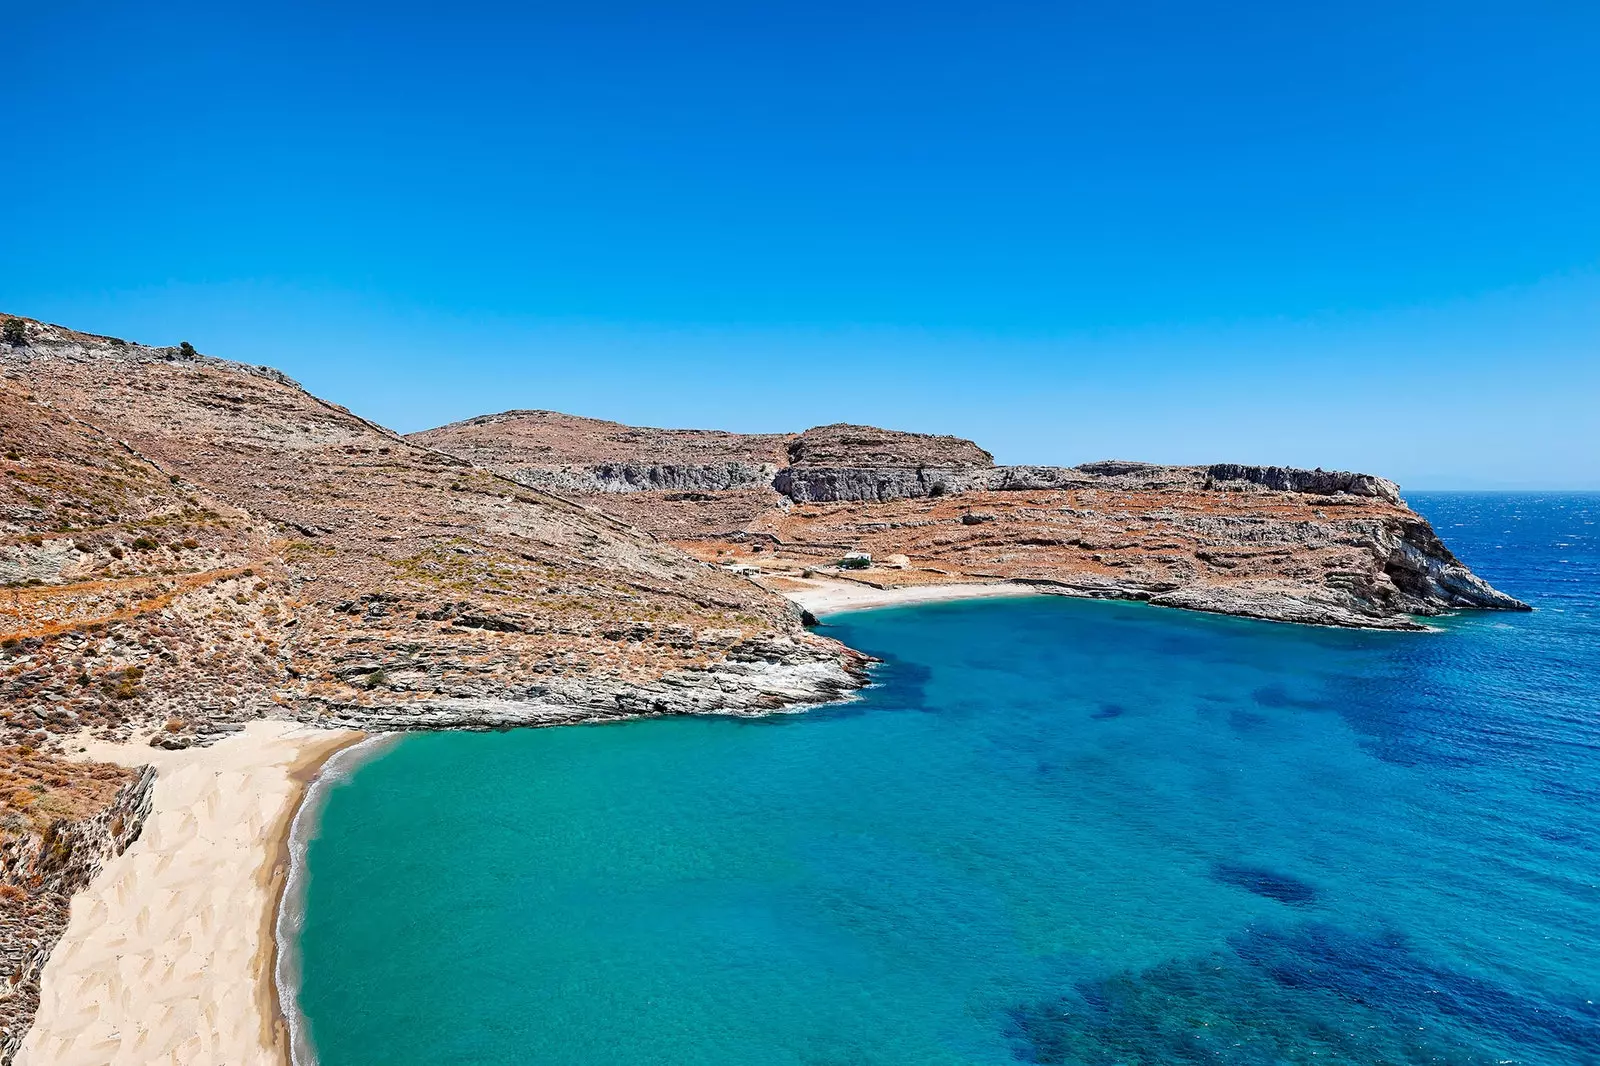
<box><xmin>293</xmin><ymin>492</ymin><xmax>1599</xmax><ymax>1065</ymax></box>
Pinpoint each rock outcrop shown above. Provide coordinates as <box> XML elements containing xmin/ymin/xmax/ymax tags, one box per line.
<box><xmin>414</xmin><ymin>411</ymin><xmax>1528</xmax><ymax>631</ymax></box>
<box><xmin>0</xmin><ymin>757</ymin><xmax>154</xmax><ymax>1060</ymax></box>
<box><xmin>784</xmin><ymin>423</ymin><xmax>994</xmax><ymax>468</ymax></box>
<box><xmin>0</xmin><ymin>320</ymin><xmax>868</xmax><ymax>751</ymax></box>
<box><xmin>511</xmin><ymin>461</ymin><xmax>781</xmax><ymax>496</ymax></box>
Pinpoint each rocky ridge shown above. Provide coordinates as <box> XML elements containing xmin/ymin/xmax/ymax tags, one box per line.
<box><xmin>414</xmin><ymin>412</ymin><xmax>1527</xmax><ymax>632</ymax></box>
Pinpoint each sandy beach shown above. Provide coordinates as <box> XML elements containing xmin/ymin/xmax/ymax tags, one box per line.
<box><xmin>10</xmin><ymin>580</ymin><xmax>1028</xmax><ymax>1063</ymax></box>
<box><xmin>768</xmin><ymin>574</ymin><xmax>1040</xmax><ymax>615</ymax></box>
<box><xmin>15</xmin><ymin>720</ymin><xmax>363</xmax><ymax>1066</ymax></box>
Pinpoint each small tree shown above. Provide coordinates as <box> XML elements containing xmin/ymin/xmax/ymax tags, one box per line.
<box><xmin>178</xmin><ymin>340</ymin><xmax>197</xmax><ymax>359</ymax></box>
<box><xmin>2</xmin><ymin>319</ymin><xmax>24</xmax><ymax>346</ymax></box>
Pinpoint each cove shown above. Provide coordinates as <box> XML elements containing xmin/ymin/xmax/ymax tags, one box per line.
<box><xmin>292</xmin><ymin>494</ymin><xmax>1599</xmax><ymax>1066</ymax></box>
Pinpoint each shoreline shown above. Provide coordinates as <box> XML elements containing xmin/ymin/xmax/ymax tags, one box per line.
<box><xmin>766</xmin><ymin>575</ymin><xmax>1040</xmax><ymax>615</ymax></box>
<box><xmin>766</xmin><ymin>572</ymin><xmax>1454</xmax><ymax>632</ymax></box>
<box><xmin>11</xmin><ymin>581</ymin><xmax>1445</xmax><ymax>1063</ymax></box>
<box><xmin>273</xmin><ymin>734</ymin><xmax>400</xmax><ymax>1066</ymax></box>
<box><xmin>16</xmin><ymin>720</ymin><xmax>363</xmax><ymax>1066</ymax></box>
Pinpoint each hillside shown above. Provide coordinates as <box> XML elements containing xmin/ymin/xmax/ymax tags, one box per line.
<box><xmin>0</xmin><ymin>318</ymin><xmax>867</xmax><ymax>1050</ymax></box>
<box><xmin>413</xmin><ymin>412</ymin><xmax>1529</xmax><ymax>632</ymax></box>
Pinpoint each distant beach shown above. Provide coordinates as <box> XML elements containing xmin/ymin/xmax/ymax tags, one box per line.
<box><xmin>767</xmin><ymin>574</ymin><xmax>1040</xmax><ymax>614</ymax></box>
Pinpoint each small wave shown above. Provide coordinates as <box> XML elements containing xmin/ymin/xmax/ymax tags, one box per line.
<box><xmin>275</xmin><ymin>734</ymin><xmax>403</xmax><ymax>1066</ymax></box>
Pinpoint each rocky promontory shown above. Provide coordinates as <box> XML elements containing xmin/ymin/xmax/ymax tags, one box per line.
<box><xmin>415</xmin><ymin>413</ymin><xmax>1528</xmax><ymax>632</ymax></box>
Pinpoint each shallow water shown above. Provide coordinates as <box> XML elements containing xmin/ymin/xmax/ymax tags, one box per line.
<box><xmin>293</xmin><ymin>492</ymin><xmax>1599</xmax><ymax>1065</ymax></box>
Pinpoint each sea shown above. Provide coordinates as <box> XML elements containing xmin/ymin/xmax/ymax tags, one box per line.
<box><xmin>285</xmin><ymin>492</ymin><xmax>1599</xmax><ymax>1065</ymax></box>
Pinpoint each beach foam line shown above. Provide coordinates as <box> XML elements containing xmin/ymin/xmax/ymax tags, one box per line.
<box><xmin>772</xmin><ymin>576</ymin><xmax>1040</xmax><ymax>616</ymax></box>
<box><xmin>274</xmin><ymin>733</ymin><xmax>401</xmax><ymax>1066</ymax></box>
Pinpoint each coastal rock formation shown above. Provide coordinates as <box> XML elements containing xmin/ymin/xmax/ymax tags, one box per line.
<box><xmin>414</xmin><ymin>411</ymin><xmax>1528</xmax><ymax>632</ymax></box>
<box><xmin>0</xmin><ymin>321</ymin><xmax>866</xmax><ymax>750</ymax></box>
<box><xmin>0</xmin><ymin>317</ymin><xmax>873</xmax><ymax>1055</ymax></box>
<box><xmin>0</xmin><ymin>758</ymin><xmax>153</xmax><ymax>1060</ymax></box>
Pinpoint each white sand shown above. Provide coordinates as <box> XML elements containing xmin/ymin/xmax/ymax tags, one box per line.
<box><xmin>16</xmin><ymin>719</ymin><xmax>363</xmax><ymax>1066</ymax></box>
<box><xmin>14</xmin><ymin>579</ymin><xmax>1031</xmax><ymax>1062</ymax></box>
<box><xmin>773</xmin><ymin>575</ymin><xmax>1039</xmax><ymax>615</ymax></box>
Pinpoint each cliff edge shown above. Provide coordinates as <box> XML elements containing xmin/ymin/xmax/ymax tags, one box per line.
<box><xmin>414</xmin><ymin>412</ymin><xmax>1528</xmax><ymax>631</ymax></box>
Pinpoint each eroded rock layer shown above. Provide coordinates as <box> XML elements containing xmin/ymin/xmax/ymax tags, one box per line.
<box><xmin>414</xmin><ymin>412</ymin><xmax>1527</xmax><ymax>631</ymax></box>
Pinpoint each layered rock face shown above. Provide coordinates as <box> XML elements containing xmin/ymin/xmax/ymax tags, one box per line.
<box><xmin>783</xmin><ymin>423</ymin><xmax>994</xmax><ymax>468</ymax></box>
<box><xmin>419</xmin><ymin>410</ymin><xmax>788</xmax><ymax>494</ymax></box>
<box><xmin>415</xmin><ymin>412</ymin><xmax>1527</xmax><ymax>631</ymax></box>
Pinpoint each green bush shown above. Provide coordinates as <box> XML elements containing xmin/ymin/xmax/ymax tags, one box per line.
<box><xmin>2</xmin><ymin>319</ymin><xmax>24</xmax><ymax>346</ymax></box>
<box><xmin>178</xmin><ymin>341</ymin><xmax>197</xmax><ymax>359</ymax></box>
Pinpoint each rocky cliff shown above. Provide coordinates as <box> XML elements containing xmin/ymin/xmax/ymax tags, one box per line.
<box><xmin>414</xmin><ymin>411</ymin><xmax>1528</xmax><ymax>631</ymax></box>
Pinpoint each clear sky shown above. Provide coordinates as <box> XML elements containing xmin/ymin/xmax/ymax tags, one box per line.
<box><xmin>6</xmin><ymin>2</ymin><xmax>1598</xmax><ymax>488</ymax></box>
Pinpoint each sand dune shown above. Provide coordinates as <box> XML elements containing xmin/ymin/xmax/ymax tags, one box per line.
<box><xmin>16</xmin><ymin>721</ymin><xmax>362</xmax><ymax>1066</ymax></box>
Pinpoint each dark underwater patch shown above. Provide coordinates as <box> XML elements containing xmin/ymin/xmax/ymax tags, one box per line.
<box><xmin>1251</xmin><ymin>683</ymin><xmax>1329</xmax><ymax>710</ymax></box>
<box><xmin>1227</xmin><ymin>707</ymin><xmax>1269</xmax><ymax>732</ymax></box>
<box><xmin>1004</xmin><ymin>920</ymin><xmax>1597</xmax><ymax>1065</ymax></box>
<box><xmin>1211</xmin><ymin>862</ymin><xmax>1318</xmax><ymax>906</ymax></box>
<box><xmin>1089</xmin><ymin>702</ymin><xmax>1125</xmax><ymax>720</ymax></box>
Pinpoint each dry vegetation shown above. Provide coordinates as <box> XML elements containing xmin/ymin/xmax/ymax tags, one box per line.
<box><xmin>417</xmin><ymin>412</ymin><xmax>1525</xmax><ymax>632</ymax></box>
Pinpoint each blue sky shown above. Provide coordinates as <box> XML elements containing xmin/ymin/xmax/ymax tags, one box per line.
<box><xmin>5</xmin><ymin>2</ymin><xmax>1598</xmax><ymax>488</ymax></box>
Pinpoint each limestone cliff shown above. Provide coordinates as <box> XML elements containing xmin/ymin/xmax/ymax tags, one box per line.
<box><xmin>413</xmin><ymin>411</ymin><xmax>1528</xmax><ymax>631</ymax></box>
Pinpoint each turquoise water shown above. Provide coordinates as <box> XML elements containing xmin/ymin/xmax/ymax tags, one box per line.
<box><xmin>293</xmin><ymin>493</ymin><xmax>1599</xmax><ymax>1065</ymax></box>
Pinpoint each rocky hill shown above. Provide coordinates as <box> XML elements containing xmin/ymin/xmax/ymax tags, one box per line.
<box><xmin>414</xmin><ymin>411</ymin><xmax>1528</xmax><ymax>632</ymax></box>
<box><xmin>1</xmin><ymin>321</ymin><xmax>869</xmax><ymax>744</ymax></box>
<box><xmin>0</xmin><ymin>317</ymin><xmax>871</xmax><ymax>1046</ymax></box>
